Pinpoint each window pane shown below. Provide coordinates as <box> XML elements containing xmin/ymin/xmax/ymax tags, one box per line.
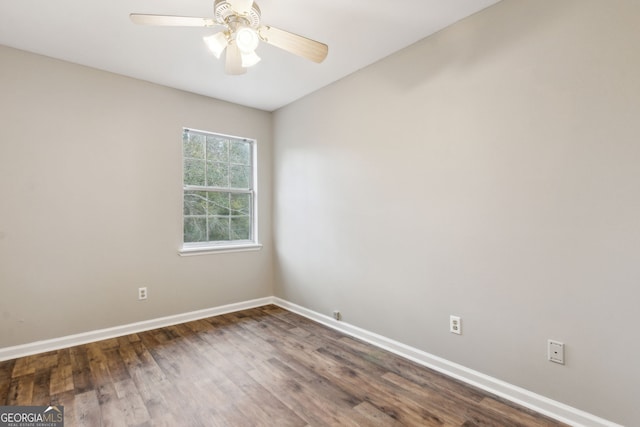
<box><xmin>182</xmin><ymin>129</ymin><xmax>256</xmax><ymax>248</ymax></box>
<box><xmin>230</xmin><ymin>165</ymin><xmax>251</xmax><ymax>189</ymax></box>
<box><xmin>184</xmin><ymin>134</ymin><xmax>205</xmax><ymax>159</ymax></box>
<box><xmin>230</xmin><ymin>216</ymin><xmax>251</xmax><ymax>240</ymax></box>
<box><xmin>230</xmin><ymin>140</ymin><xmax>250</xmax><ymax>165</ymax></box>
<box><xmin>230</xmin><ymin>193</ymin><xmax>250</xmax><ymax>215</ymax></box>
<box><xmin>184</xmin><ymin>191</ymin><xmax>207</xmax><ymax>215</ymax></box>
<box><xmin>184</xmin><ymin>159</ymin><xmax>206</xmax><ymax>186</ymax></box>
<box><xmin>208</xmin><ymin>216</ymin><xmax>230</xmax><ymax>241</ymax></box>
<box><xmin>208</xmin><ymin>192</ymin><xmax>230</xmax><ymax>215</ymax></box>
<box><xmin>184</xmin><ymin>217</ymin><xmax>207</xmax><ymax>242</ymax></box>
<box><xmin>207</xmin><ymin>136</ymin><xmax>229</xmax><ymax>162</ymax></box>
<box><xmin>206</xmin><ymin>161</ymin><xmax>229</xmax><ymax>187</ymax></box>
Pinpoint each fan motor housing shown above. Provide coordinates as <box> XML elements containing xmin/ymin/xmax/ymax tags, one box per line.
<box><xmin>214</xmin><ymin>0</ymin><xmax>261</xmax><ymax>28</ymax></box>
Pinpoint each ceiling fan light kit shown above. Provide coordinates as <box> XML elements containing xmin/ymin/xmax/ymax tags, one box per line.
<box><xmin>131</xmin><ymin>0</ymin><xmax>328</xmax><ymax>75</ymax></box>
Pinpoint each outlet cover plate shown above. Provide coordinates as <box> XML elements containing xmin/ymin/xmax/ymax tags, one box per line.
<box><xmin>548</xmin><ymin>340</ymin><xmax>564</xmax><ymax>364</ymax></box>
<box><xmin>450</xmin><ymin>315</ymin><xmax>461</xmax><ymax>335</ymax></box>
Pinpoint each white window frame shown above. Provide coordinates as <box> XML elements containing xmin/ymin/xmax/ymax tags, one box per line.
<box><xmin>179</xmin><ymin>128</ymin><xmax>261</xmax><ymax>256</ymax></box>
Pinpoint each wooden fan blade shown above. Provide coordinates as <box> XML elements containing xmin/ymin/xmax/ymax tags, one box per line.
<box><xmin>228</xmin><ymin>0</ymin><xmax>254</xmax><ymax>15</ymax></box>
<box><xmin>130</xmin><ymin>14</ymin><xmax>216</xmax><ymax>27</ymax></box>
<box><xmin>225</xmin><ymin>42</ymin><xmax>247</xmax><ymax>75</ymax></box>
<box><xmin>258</xmin><ymin>26</ymin><xmax>328</xmax><ymax>63</ymax></box>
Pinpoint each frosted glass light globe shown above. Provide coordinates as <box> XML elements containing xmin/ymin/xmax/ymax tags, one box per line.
<box><xmin>235</xmin><ymin>27</ymin><xmax>259</xmax><ymax>53</ymax></box>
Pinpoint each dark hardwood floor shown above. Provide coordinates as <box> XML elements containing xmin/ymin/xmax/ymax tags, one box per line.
<box><xmin>0</xmin><ymin>305</ymin><xmax>567</xmax><ymax>426</ymax></box>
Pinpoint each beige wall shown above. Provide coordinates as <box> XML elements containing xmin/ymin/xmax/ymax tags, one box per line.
<box><xmin>0</xmin><ymin>45</ymin><xmax>274</xmax><ymax>347</ymax></box>
<box><xmin>273</xmin><ymin>1</ymin><xmax>640</xmax><ymax>424</ymax></box>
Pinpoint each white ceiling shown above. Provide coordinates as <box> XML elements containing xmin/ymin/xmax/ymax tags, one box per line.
<box><xmin>0</xmin><ymin>0</ymin><xmax>500</xmax><ymax>111</ymax></box>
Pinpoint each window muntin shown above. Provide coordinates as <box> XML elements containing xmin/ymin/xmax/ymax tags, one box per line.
<box><xmin>182</xmin><ymin>129</ymin><xmax>257</xmax><ymax>251</ymax></box>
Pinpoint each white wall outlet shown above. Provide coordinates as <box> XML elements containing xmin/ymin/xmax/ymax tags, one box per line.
<box><xmin>450</xmin><ymin>315</ymin><xmax>462</xmax><ymax>335</ymax></box>
<box><xmin>138</xmin><ymin>287</ymin><xmax>148</xmax><ymax>300</ymax></box>
<box><xmin>548</xmin><ymin>340</ymin><xmax>565</xmax><ymax>364</ymax></box>
<box><xmin>333</xmin><ymin>310</ymin><xmax>341</xmax><ymax>321</ymax></box>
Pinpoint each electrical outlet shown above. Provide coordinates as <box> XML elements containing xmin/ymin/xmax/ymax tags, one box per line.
<box><xmin>548</xmin><ymin>340</ymin><xmax>564</xmax><ymax>364</ymax></box>
<box><xmin>450</xmin><ymin>315</ymin><xmax>461</xmax><ymax>335</ymax></box>
<box><xmin>138</xmin><ymin>287</ymin><xmax>148</xmax><ymax>301</ymax></box>
<box><xmin>333</xmin><ymin>311</ymin><xmax>341</xmax><ymax>321</ymax></box>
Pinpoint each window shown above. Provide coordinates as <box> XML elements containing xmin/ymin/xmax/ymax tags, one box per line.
<box><xmin>181</xmin><ymin>128</ymin><xmax>259</xmax><ymax>254</ymax></box>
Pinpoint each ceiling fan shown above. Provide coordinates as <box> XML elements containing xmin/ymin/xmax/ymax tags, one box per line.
<box><xmin>130</xmin><ymin>0</ymin><xmax>329</xmax><ymax>75</ymax></box>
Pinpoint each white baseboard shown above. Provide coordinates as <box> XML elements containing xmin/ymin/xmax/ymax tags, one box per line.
<box><xmin>0</xmin><ymin>296</ymin><xmax>275</xmax><ymax>362</ymax></box>
<box><xmin>272</xmin><ymin>298</ymin><xmax>622</xmax><ymax>427</ymax></box>
<box><xmin>0</xmin><ymin>296</ymin><xmax>621</xmax><ymax>427</ymax></box>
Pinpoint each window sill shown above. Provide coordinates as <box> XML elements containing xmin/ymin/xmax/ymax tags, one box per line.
<box><xmin>179</xmin><ymin>243</ymin><xmax>263</xmax><ymax>256</ymax></box>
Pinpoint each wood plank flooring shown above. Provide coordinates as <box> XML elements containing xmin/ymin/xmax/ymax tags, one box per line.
<box><xmin>0</xmin><ymin>305</ymin><xmax>567</xmax><ymax>426</ymax></box>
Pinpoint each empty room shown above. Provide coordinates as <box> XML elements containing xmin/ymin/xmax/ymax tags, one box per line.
<box><xmin>0</xmin><ymin>0</ymin><xmax>638</xmax><ymax>426</ymax></box>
